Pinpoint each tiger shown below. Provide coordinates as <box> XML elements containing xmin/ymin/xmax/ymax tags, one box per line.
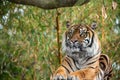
<box><xmin>51</xmin><ymin>22</ymin><xmax>112</xmax><ymax>80</ymax></box>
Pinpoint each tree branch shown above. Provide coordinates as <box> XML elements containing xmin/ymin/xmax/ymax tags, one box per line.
<box><xmin>8</xmin><ymin>0</ymin><xmax>90</xmax><ymax>9</ymax></box>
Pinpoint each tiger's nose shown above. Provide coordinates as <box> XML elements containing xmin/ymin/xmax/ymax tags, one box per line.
<box><xmin>71</xmin><ymin>39</ymin><xmax>78</xmax><ymax>43</ymax></box>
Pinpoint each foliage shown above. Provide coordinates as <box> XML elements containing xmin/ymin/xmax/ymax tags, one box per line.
<box><xmin>0</xmin><ymin>0</ymin><xmax>120</xmax><ymax>80</ymax></box>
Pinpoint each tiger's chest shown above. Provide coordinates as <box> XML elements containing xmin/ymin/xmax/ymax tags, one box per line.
<box><xmin>62</xmin><ymin>55</ymin><xmax>100</xmax><ymax>73</ymax></box>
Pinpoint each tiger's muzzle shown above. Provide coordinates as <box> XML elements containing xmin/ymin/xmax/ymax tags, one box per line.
<box><xmin>66</xmin><ymin>40</ymin><xmax>84</xmax><ymax>52</ymax></box>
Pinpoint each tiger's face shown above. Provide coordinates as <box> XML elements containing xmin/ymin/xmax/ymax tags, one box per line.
<box><xmin>62</xmin><ymin>24</ymin><xmax>101</xmax><ymax>57</ymax></box>
<box><xmin>65</xmin><ymin>25</ymin><xmax>91</xmax><ymax>51</ymax></box>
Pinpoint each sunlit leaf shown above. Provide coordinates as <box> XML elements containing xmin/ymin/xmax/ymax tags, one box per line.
<box><xmin>112</xmin><ymin>1</ymin><xmax>118</xmax><ymax>10</ymax></box>
<box><xmin>102</xmin><ymin>5</ymin><xmax>107</xmax><ymax>20</ymax></box>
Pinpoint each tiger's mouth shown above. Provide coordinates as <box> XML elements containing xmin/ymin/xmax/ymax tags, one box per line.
<box><xmin>66</xmin><ymin>42</ymin><xmax>84</xmax><ymax>52</ymax></box>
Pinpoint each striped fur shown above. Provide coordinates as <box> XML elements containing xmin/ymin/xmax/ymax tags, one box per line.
<box><xmin>51</xmin><ymin>24</ymin><xmax>112</xmax><ymax>80</ymax></box>
<box><xmin>99</xmin><ymin>54</ymin><xmax>112</xmax><ymax>80</ymax></box>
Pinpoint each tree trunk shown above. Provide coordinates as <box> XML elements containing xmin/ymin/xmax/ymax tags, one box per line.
<box><xmin>8</xmin><ymin>0</ymin><xmax>90</xmax><ymax>9</ymax></box>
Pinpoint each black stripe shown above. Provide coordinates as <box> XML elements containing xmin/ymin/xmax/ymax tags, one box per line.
<box><xmin>100</xmin><ymin>62</ymin><xmax>106</xmax><ymax>71</ymax></box>
<box><xmin>86</xmin><ymin>56</ymin><xmax>92</xmax><ymax>62</ymax></box>
<box><xmin>99</xmin><ymin>57</ymin><xmax>104</xmax><ymax>60</ymax></box>
<box><xmin>67</xmin><ymin>55</ymin><xmax>79</xmax><ymax>70</ymax></box>
<box><xmin>99</xmin><ymin>55</ymin><xmax>109</xmax><ymax>68</ymax></box>
<box><xmin>85</xmin><ymin>39</ymin><xmax>89</xmax><ymax>44</ymax></box>
<box><xmin>109</xmin><ymin>69</ymin><xmax>113</xmax><ymax>73</ymax></box>
<box><xmin>65</xmin><ymin>58</ymin><xmax>74</xmax><ymax>72</ymax></box>
<box><xmin>87</xmin><ymin>60</ymin><xmax>97</xmax><ymax>65</ymax></box>
<box><xmin>101</xmin><ymin>55</ymin><xmax>109</xmax><ymax>64</ymax></box>
<box><xmin>88</xmin><ymin>30</ymin><xmax>94</xmax><ymax>47</ymax></box>
<box><xmin>62</xmin><ymin>65</ymin><xmax>70</xmax><ymax>73</ymax></box>
<box><xmin>89</xmin><ymin>66</ymin><xmax>96</xmax><ymax>69</ymax></box>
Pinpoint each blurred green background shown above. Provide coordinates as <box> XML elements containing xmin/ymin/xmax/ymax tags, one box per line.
<box><xmin>0</xmin><ymin>0</ymin><xmax>120</xmax><ymax>80</ymax></box>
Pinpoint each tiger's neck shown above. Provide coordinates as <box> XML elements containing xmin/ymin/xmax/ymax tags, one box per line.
<box><xmin>73</xmin><ymin>53</ymin><xmax>100</xmax><ymax>69</ymax></box>
<box><xmin>64</xmin><ymin>52</ymin><xmax>100</xmax><ymax>72</ymax></box>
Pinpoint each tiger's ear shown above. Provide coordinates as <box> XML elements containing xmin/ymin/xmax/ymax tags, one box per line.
<box><xmin>66</xmin><ymin>21</ymin><xmax>71</xmax><ymax>28</ymax></box>
<box><xmin>91</xmin><ymin>21</ymin><xmax>97</xmax><ymax>30</ymax></box>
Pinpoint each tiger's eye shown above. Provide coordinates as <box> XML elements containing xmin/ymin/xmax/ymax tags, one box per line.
<box><xmin>84</xmin><ymin>33</ymin><xmax>87</xmax><ymax>38</ymax></box>
<box><xmin>68</xmin><ymin>30</ymin><xmax>73</xmax><ymax>37</ymax></box>
<box><xmin>67</xmin><ymin>32</ymin><xmax>71</xmax><ymax>38</ymax></box>
<box><xmin>81</xmin><ymin>32</ymin><xmax>87</xmax><ymax>38</ymax></box>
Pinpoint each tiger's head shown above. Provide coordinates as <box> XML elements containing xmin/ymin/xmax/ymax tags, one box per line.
<box><xmin>62</xmin><ymin>22</ymin><xmax>101</xmax><ymax>58</ymax></box>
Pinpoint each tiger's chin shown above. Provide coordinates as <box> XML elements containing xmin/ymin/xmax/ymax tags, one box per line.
<box><xmin>64</xmin><ymin>46</ymin><xmax>86</xmax><ymax>54</ymax></box>
<box><xmin>70</xmin><ymin>47</ymin><xmax>85</xmax><ymax>53</ymax></box>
